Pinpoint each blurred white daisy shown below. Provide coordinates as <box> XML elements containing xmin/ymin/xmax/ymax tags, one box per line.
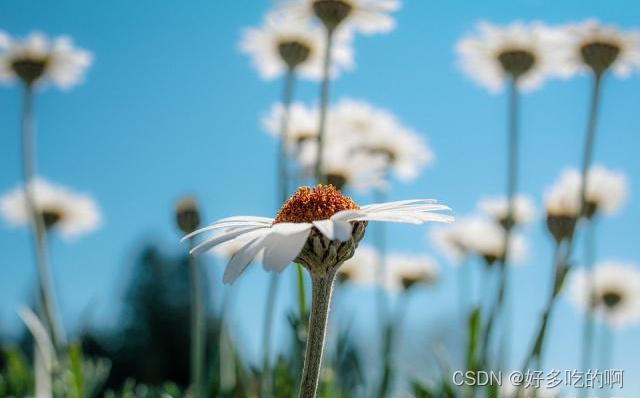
<box><xmin>455</xmin><ymin>21</ymin><xmax>560</xmax><ymax>93</ymax></box>
<box><xmin>456</xmin><ymin>216</ymin><xmax>528</xmax><ymax>265</ymax></box>
<box><xmin>385</xmin><ymin>253</ymin><xmax>439</xmax><ymax>292</ymax></box>
<box><xmin>337</xmin><ymin>244</ymin><xmax>379</xmax><ymax>285</ymax></box>
<box><xmin>330</xmin><ymin>98</ymin><xmax>434</xmax><ymax>182</ymax></box>
<box><xmin>0</xmin><ymin>177</ymin><xmax>102</xmax><ymax>240</ymax></box>
<box><xmin>282</xmin><ymin>0</ymin><xmax>400</xmax><ymax>35</ymax></box>
<box><xmin>428</xmin><ymin>222</ymin><xmax>469</xmax><ymax>265</ymax></box>
<box><xmin>262</xmin><ymin>101</ymin><xmax>319</xmax><ymax>151</ymax></box>
<box><xmin>297</xmin><ymin>138</ymin><xmax>388</xmax><ymax>191</ymax></box>
<box><xmin>477</xmin><ymin>194</ymin><xmax>536</xmax><ymax>227</ymax></box>
<box><xmin>501</xmin><ymin>384</ymin><xmax>561</xmax><ymax>398</ymax></box>
<box><xmin>568</xmin><ymin>261</ymin><xmax>640</xmax><ymax>328</ymax></box>
<box><xmin>183</xmin><ymin>185</ymin><xmax>452</xmax><ymax>284</ymax></box>
<box><xmin>554</xmin><ymin>19</ymin><xmax>640</xmax><ymax>77</ymax></box>
<box><xmin>0</xmin><ymin>31</ymin><xmax>92</xmax><ymax>88</ymax></box>
<box><xmin>239</xmin><ymin>12</ymin><xmax>354</xmax><ymax>80</ymax></box>
<box><xmin>545</xmin><ymin>166</ymin><xmax>628</xmax><ymax>220</ymax></box>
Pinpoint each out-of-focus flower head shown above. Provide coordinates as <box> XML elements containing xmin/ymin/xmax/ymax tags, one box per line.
<box><xmin>0</xmin><ymin>31</ymin><xmax>92</xmax><ymax>88</ymax></box>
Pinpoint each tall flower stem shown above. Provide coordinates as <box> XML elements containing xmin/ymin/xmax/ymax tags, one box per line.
<box><xmin>313</xmin><ymin>28</ymin><xmax>335</xmax><ymax>184</ymax></box>
<box><xmin>262</xmin><ymin>68</ymin><xmax>298</xmax><ymax>398</ymax></box>
<box><xmin>188</xmin><ymin>237</ymin><xmax>205</xmax><ymax>398</ymax></box>
<box><xmin>377</xmin><ymin>292</ymin><xmax>410</xmax><ymax>398</ymax></box>
<box><xmin>481</xmin><ymin>77</ymin><xmax>519</xmax><ymax>367</ymax></box>
<box><xmin>578</xmin><ymin>73</ymin><xmax>604</xmax><ymax>386</ymax></box>
<box><xmin>520</xmin><ymin>242</ymin><xmax>564</xmax><ymax>373</ymax></box>
<box><xmin>20</xmin><ymin>83</ymin><xmax>66</xmax><ymax>352</ymax></box>
<box><xmin>580</xmin><ymin>219</ymin><xmax>597</xmax><ymax>376</ymax></box>
<box><xmin>298</xmin><ymin>270</ymin><xmax>337</xmax><ymax>398</ymax></box>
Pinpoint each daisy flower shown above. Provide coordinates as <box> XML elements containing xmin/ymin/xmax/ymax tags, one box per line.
<box><xmin>477</xmin><ymin>194</ymin><xmax>537</xmax><ymax>228</ymax></box>
<box><xmin>456</xmin><ymin>216</ymin><xmax>528</xmax><ymax>266</ymax></box>
<box><xmin>568</xmin><ymin>261</ymin><xmax>640</xmax><ymax>328</ymax></box>
<box><xmin>555</xmin><ymin>19</ymin><xmax>640</xmax><ymax>77</ymax></box>
<box><xmin>183</xmin><ymin>185</ymin><xmax>452</xmax><ymax>284</ymax></box>
<box><xmin>337</xmin><ymin>244</ymin><xmax>379</xmax><ymax>285</ymax></box>
<box><xmin>0</xmin><ymin>31</ymin><xmax>92</xmax><ymax>88</ymax></box>
<box><xmin>0</xmin><ymin>177</ymin><xmax>102</xmax><ymax>240</ymax></box>
<box><xmin>282</xmin><ymin>0</ymin><xmax>401</xmax><ymax>35</ymax></box>
<box><xmin>262</xmin><ymin>101</ymin><xmax>319</xmax><ymax>151</ymax></box>
<box><xmin>296</xmin><ymin>138</ymin><xmax>388</xmax><ymax>191</ymax></box>
<box><xmin>428</xmin><ymin>222</ymin><xmax>469</xmax><ymax>265</ymax></box>
<box><xmin>239</xmin><ymin>12</ymin><xmax>354</xmax><ymax>80</ymax></box>
<box><xmin>456</xmin><ymin>21</ymin><xmax>560</xmax><ymax>93</ymax></box>
<box><xmin>385</xmin><ymin>253</ymin><xmax>439</xmax><ymax>292</ymax></box>
<box><xmin>330</xmin><ymin>98</ymin><xmax>434</xmax><ymax>182</ymax></box>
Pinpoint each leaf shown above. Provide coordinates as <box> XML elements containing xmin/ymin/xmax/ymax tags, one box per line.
<box><xmin>466</xmin><ymin>306</ymin><xmax>481</xmax><ymax>373</ymax></box>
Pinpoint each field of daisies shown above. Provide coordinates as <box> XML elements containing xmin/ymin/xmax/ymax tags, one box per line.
<box><xmin>1</xmin><ymin>1</ymin><xmax>639</xmax><ymax>397</ymax></box>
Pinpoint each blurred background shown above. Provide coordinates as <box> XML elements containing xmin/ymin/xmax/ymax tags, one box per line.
<box><xmin>0</xmin><ymin>0</ymin><xmax>638</xmax><ymax>396</ymax></box>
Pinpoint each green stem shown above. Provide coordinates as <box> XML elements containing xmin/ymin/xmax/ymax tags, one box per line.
<box><xmin>580</xmin><ymin>220</ymin><xmax>596</xmax><ymax>375</ymax></box>
<box><xmin>296</xmin><ymin>264</ymin><xmax>307</xmax><ymax>316</ymax></box>
<box><xmin>261</xmin><ymin>67</ymin><xmax>298</xmax><ymax>398</ymax></box>
<box><xmin>377</xmin><ymin>293</ymin><xmax>410</xmax><ymax>398</ymax></box>
<box><xmin>314</xmin><ymin>28</ymin><xmax>334</xmax><ymax>184</ymax></box>
<box><xmin>188</xmin><ymin>238</ymin><xmax>205</xmax><ymax>398</ymax></box>
<box><xmin>481</xmin><ymin>77</ymin><xmax>519</xmax><ymax>368</ymax></box>
<box><xmin>520</xmin><ymin>243</ymin><xmax>564</xmax><ymax>374</ymax></box>
<box><xmin>298</xmin><ymin>270</ymin><xmax>337</xmax><ymax>398</ymax></box>
<box><xmin>20</xmin><ymin>83</ymin><xmax>66</xmax><ymax>352</ymax></box>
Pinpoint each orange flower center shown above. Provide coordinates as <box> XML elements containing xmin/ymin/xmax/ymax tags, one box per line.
<box><xmin>274</xmin><ymin>185</ymin><xmax>359</xmax><ymax>224</ymax></box>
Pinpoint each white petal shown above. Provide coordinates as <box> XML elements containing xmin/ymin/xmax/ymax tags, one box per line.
<box><xmin>314</xmin><ymin>219</ymin><xmax>353</xmax><ymax>241</ymax></box>
<box><xmin>181</xmin><ymin>217</ymin><xmax>273</xmax><ymax>241</ymax></box>
<box><xmin>360</xmin><ymin>199</ymin><xmax>436</xmax><ymax>211</ymax></box>
<box><xmin>190</xmin><ymin>226</ymin><xmax>269</xmax><ymax>255</ymax></box>
<box><xmin>223</xmin><ymin>233</ymin><xmax>270</xmax><ymax>284</ymax></box>
<box><xmin>270</xmin><ymin>222</ymin><xmax>313</xmax><ymax>236</ymax></box>
<box><xmin>262</xmin><ymin>224</ymin><xmax>312</xmax><ymax>272</ymax></box>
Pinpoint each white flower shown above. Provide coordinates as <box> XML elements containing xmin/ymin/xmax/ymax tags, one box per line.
<box><xmin>456</xmin><ymin>21</ymin><xmax>560</xmax><ymax>93</ymax></box>
<box><xmin>262</xmin><ymin>101</ymin><xmax>320</xmax><ymax>151</ymax></box>
<box><xmin>501</xmin><ymin>384</ymin><xmax>560</xmax><ymax>398</ymax></box>
<box><xmin>239</xmin><ymin>12</ymin><xmax>353</xmax><ymax>80</ymax></box>
<box><xmin>455</xmin><ymin>216</ymin><xmax>527</xmax><ymax>265</ymax></box>
<box><xmin>554</xmin><ymin>19</ymin><xmax>640</xmax><ymax>77</ymax></box>
<box><xmin>384</xmin><ymin>253</ymin><xmax>439</xmax><ymax>292</ymax></box>
<box><xmin>297</xmin><ymin>138</ymin><xmax>388</xmax><ymax>191</ymax></box>
<box><xmin>544</xmin><ymin>166</ymin><xmax>628</xmax><ymax>218</ymax></box>
<box><xmin>477</xmin><ymin>194</ymin><xmax>536</xmax><ymax>226</ymax></box>
<box><xmin>0</xmin><ymin>177</ymin><xmax>102</xmax><ymax>240</ymax></box>
<box><xmin>568</xmin><ymin>261</ymin><xmax>640</xmax><ymax>328</ymax></box>
<box><xmin>338</xmin><ymin>244</ymin><xmax>379</xmax><ymax>285</ymax></box>
<box><xmin>0</xmin><ymin>31</ymin><xmax>92</xmax><ymax>88</ymax></box>
<box><xmin>330</xmin><ymin>98</ymin><xmax>434</xmax><ymax>182</ymax></box>
<box><xmin>282</xmin><ymin>0</ymin><xmax>400</xmax><ymax>36</ymax></box>
<box><xmin>183</xmin><ymin>185</ymin><xmax>452</xmax><ymax>284</ymax></box>
<box><xmin>428</xmin><ymin>222</ymin><xmax>469</xmax><ymax>265</ymax></box>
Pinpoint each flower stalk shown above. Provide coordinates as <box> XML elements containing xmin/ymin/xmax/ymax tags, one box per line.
<box><xmin>262</xmin><ymin>66</ymin><xmax>300</xmax><ymax>397</ymax></box>
<box><xmin>314</xmin><ymin>28</ymin><xmax>335</xmax><ymax>184</ymax></box>
<box><xmin>481</xmin><ymin>76</ymin><xmax>519</xmax><ymax>367</ymax></box>
<box><xmin>298</xmin><ymin>269</ymin><xmax>337</xmax><ymax>398</ymax></box>
<box><xmin>187</xmin><ymin>237</ymin><xmax>205</xmax><ymax>398</ymax></box>
<box><xmin>20</xmin><ymin>83</ymin><xmax>66</xmax><ymax>352</ymax></box>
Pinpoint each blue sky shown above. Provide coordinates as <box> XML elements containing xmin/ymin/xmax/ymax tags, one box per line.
<box><xmin>1</xmin><ymin>0</ymin><xmax>639</xmax><ymax>394</ymax></box>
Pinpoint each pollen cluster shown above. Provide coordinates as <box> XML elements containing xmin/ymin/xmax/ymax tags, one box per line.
<box><xmin>274</xmin><ymin>185</ymin><xmax>359</xmax><ymax>224</ymax></box>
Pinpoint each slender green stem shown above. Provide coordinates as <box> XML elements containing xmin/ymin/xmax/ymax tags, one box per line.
<box><xmin>314</xmin><ymin>28</ymin><xmax>334</xmax><ymax>184</ymax></box>
<box><xmin>598</xmin><ymin>325</ymin><xmax>612</xmax><ymax>371</ymax></box>
<box><xmin>578</xmin><ymin>74</ymin><xmax>604</xmax><ymax>388</ymax></box>
<box><xmin>296</xmin><ymin>264</ymin><xmax>307</xmax><ymax>316</ymax></box>
<box><xmin>298</xmin><ymin>270</ymin><xmax>337</xmax><ymax>398</ymax></box>
<box><xmin>262</xmin><ymin>68</ymin><xmax>298</xmax><ymax>398</ymax></box>
<box><xmin>20</xmin><ymin>83</ymin><xmax>65</xmax><ymax>352</ymax></box>
<box><xmin>188</xmin><ymin>238</ymin><xmax>205</xmax><ymax>398</ymax></box>
<box><xmin>377</xmin><ymin>292</ymin><xmax>410</xmax><ymax>398</ymax></box>
<box><xmin>580</xmin><ymin>219</ymin><xmax>596</xmax><ymax>375</ymax></box>
<box><xmin>520</xmin><ymin>243</ymin><xmax>564</xmax><ymax>373</ymax></box>
<box><xmin>481</xmin><ymin>77</ymin><xmax>519</xmax><ymax>368</ymax></box>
